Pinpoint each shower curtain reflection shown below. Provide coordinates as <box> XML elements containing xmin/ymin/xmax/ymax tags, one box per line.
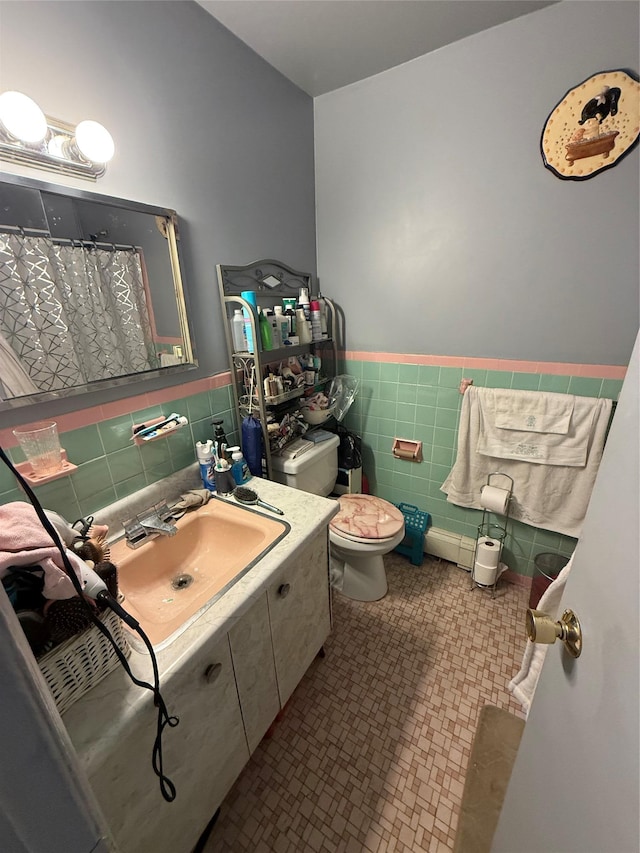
<box><xmin>0</xmin><ymin>232</ymin><xmax>159</xmax><ymax>398</ymax></box>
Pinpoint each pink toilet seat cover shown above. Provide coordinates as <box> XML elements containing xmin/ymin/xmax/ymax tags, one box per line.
<box><xmin>330</xmin><ymin>494</ymin><xmax>404</xmax><ymax>542</ymax></box>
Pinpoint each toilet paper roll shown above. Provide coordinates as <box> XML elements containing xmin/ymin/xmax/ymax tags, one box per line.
<box><xmin>480</xmin><ymin>484</ymin><xmax>510</xmax><ymax>515</ymax></box>
<box><xmin>473</xmin><ymin>561</ymin><xmax>499</xmax><ymax>587</ymax></box>
<box><xmin>476</xmin><ymin>536</ymin><xmax>501</xmax><ymax>568</ymax></box>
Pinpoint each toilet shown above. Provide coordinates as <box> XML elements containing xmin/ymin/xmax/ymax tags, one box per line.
<box><xmin>271</xmin><ymin>437</ymin><xmax>405</xmax><ymax>601</ymax></box>
<box><xmin>329</xmin><ymin>495</ymin><xmax>405</xmax><ymax>601</ymax></box>
<box><xmin>270</xmin><ymin>434</ymin><xmax>340</xmax><ymax>497</ymax></box>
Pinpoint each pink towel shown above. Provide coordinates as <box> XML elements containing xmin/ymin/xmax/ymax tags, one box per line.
<box><xmin>0</xmin><ymin>501</ymin><xmax>86</xmax><ymax>600</ymax></box>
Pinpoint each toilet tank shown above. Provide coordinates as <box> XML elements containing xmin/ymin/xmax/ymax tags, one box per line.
<box><xmin>270</xmin><ymin>434</ymin><xmax>340</xmax><ymax>496</ymax></box>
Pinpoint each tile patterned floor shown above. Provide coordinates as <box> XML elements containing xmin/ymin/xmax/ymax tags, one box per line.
<box><xmin>205</xmin><ymin>553</ymin><xmax>529</xmax><ymax>853</ymax></box>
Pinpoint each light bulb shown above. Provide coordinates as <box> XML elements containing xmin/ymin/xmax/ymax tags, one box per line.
<box><xmin>75</xmin><ymin>120</ymin><xmax>114</xmax><ymax>163</ymax></box>
<box><xmin>0</xmin><ymin>91</ymin><xmax>47</xmax><ymax>144</ymax></box>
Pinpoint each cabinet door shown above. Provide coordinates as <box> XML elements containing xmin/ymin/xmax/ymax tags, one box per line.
<box><xmin>86</xmin><ymin>634</ymin><xmax>249</xmax><ymax>853</ymax></box>
<box><xmin>267</xmin><ymin>532</ymin><xmax>331</xmax><ymax>706</ymax></box>
<box><xmin>229</xmin><ymin>594</ymin><xmax>280</xmax><ymax>754</ymax></box>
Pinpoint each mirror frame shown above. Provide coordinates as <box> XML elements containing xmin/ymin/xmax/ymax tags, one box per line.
<box><xmin>0</xmin><ymin>173</ymin><xmax>197</xmax><ymax>411</ymax></box>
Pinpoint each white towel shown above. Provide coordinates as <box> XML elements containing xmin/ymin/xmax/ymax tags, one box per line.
<box><xmin>508</xmin><ymin>553</ymin><xmax>574</xmax><ymax>716</ymax></box>
<box><xmin>476</xmin><ymin>388</ymin><xmax>604</xmax><ymax>467</ymax></box>
<box><xmin>492</xmin><ymin>388</ymin><xmax>574</xmax><ymax>434</ymax></box>
<box><xmin>441</xmin><ymin>386</ymin><xmax>612</xmax><ymax>537</ymax></box>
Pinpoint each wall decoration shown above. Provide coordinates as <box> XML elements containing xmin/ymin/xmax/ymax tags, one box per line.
<box><xmin>541</xmin><ymin>70</ymin><xmax>639</xmax><ymax>180</ymax></box>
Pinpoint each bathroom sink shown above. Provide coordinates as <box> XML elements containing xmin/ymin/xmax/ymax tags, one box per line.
<box><xmin>109</xmin><ymin>498</ymin><xmax>289</xmax><ymax>646</ymax></box>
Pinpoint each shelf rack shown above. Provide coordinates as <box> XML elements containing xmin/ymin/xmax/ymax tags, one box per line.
<box><xmin>216</xmin><ymin>259</ymin><xmax>339</xmax><ymax>480</ymax></box>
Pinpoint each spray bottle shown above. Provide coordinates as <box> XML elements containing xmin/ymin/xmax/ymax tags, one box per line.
<box><xmin>196</xmin><ymin>440</ymin><xmax>216</xmax><ymax>491</ymax></box>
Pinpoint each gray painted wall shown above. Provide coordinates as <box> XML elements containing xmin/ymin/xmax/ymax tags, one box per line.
<box><xmin>0</xmin><ymin>0</ymin><xmax>316</xmax><ymax>427</ymax></box>
<box><xmin>315</xmin><ymin>1</ymin><xmax>640</xmax><ymax>366</ymax></box>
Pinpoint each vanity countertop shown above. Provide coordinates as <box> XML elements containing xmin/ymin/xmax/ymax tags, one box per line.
<box><xmin>62</xmin><ymin>472</ymin><xmax>339</xmax><ymax>769</ymax></box>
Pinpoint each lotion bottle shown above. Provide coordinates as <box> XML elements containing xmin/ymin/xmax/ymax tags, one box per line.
<box><xmin>298</xmin><ymin>286</ymin><xmax>311</xmax><ymax>321</ymax></box>
<box><xmin>231</xmin><ymin>309</ymin><xmax>247</xmax><ymax>351</ymax></box>
<box><xmin>317</xmin><ymin>293</ymin><xmax>329</xmax><ymax>338</ymax></box>
<box><xmin>266</xmin><ymin>310</ymin><xmax>281</xmax><ymax>348</ymax></box>
<box><xmin>296</xmin><ymin>308</ymin><xmax>312</xmax><ymax>344</ymax></box>
<box><xmin>273</xmin><ymin>306</ymin><xmax>289</xmax><ymax>345</ymax></box>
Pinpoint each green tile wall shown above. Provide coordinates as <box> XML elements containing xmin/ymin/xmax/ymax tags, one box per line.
<box><xmin>1</xmin><ymin>361</ymin><xmax>622</xmax><ymax>579</ymax></box>
<box><xmin>342</xmin><ymin>358</ymin><xmax>623</xmax><ymax>577</ymax></box>
<box><xmin>0</xmin><ymin>386</ymin><xmax>238</xmax><ymax>521</ymax></box>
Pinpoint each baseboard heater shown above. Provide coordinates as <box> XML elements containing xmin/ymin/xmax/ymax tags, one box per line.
<box><xmin>423</xmin><ymin>526</ymin><xmax>476</xmax><ymax>570</ymax></box>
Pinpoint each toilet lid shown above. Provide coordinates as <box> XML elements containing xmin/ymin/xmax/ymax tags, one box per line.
<box><xmin>330</xmin><ymin>494</ymin><xmax>404</xmax><ymax>542</ymax></box>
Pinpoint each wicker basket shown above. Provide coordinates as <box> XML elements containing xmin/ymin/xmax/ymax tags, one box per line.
<box><xmin>38</xmin><ymin>608</ymin><xmax>131</xmax><ymax>715</ymax></box>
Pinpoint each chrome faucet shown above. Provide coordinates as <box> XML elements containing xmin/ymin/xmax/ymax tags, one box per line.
<box><xmin>139</xmin><ymin>513</ymin><xmax>177</xmax><ymax>537</ymax></box>
<box><xmin>123</xmin><ymin>502</ymin><xmax>177</xmax><ymax>548</ymax></box>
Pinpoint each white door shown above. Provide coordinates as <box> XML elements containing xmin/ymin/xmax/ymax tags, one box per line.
<box><xmin>493</xmin><ymin>331</ymin><xmax>639</xmax><ymax>853</ymax></box>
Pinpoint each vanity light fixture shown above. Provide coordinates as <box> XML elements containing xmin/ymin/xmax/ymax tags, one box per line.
<box><xmin>0</xmin><ymin>90</ymin><xmax>114</xmax><ymax>181</ymax></box>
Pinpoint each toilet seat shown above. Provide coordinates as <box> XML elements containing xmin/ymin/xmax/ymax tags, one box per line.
<box><xmin>330</xmin><ymin>494</ymin><xmax>404</xmax><ymax>544</ymax></box>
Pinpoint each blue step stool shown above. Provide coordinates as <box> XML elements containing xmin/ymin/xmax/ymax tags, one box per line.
<box><xmin>393</xmin><ymin>503</ymin><xmax>431</xmax><ymax>566</ymax></box>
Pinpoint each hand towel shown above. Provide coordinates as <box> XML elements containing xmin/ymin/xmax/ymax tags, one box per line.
<box><xmin>491</xmin><ymin>388</ymin><xmax>574</xmax><ymax>434</ymax></box>
<box><xmin>0</xmin><ymin>502</ymin><xmax>86</xmax><ymax>600</ymax></box>
<box><xmin>441</xmin><ymin>386</ymin><xmax>612</xmax><ymax>537</ymax></box>
<box><xmin>476</xmin><ymin>388</ymin><xmax>606</xmax><ymax>467</ymax></box>
<box><xmin>508</xmin><ymin>553</ymin><xmax>574</xmax><ymax>716</ymax></box>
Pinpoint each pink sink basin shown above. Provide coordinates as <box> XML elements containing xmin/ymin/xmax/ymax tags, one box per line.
<box><xmin>109</xmin><ymin>498</ymin><xmax>288</xmax><ymax>646</ymax></box>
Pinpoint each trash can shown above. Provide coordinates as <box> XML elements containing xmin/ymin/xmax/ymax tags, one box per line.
<box><xmin>529</xmin><ymin>552</ymin><xmax>570</xmax><ymax>610</ymax></box>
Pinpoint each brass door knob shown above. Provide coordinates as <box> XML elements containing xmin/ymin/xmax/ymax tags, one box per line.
<box><xmin>526</xmin><ymin>608</ymin><xmax>583</xmax><ymax>658</ymax></box>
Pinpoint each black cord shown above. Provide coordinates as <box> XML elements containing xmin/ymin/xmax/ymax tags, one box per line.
<box><xmin>0</xmin><ymin>444</ymin><xmax>179</xmax><ymax>802</ymax></box>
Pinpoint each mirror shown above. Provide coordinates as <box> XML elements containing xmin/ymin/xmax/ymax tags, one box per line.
<box><xmin>0</xmin><ymin>174</ymin><xmax>196</xmax><ymax>410</ymax></box>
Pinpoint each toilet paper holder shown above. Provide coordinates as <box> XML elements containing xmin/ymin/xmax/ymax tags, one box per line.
<box><xmin>471</xmin><ymin>472</ymin><xmax>513</xmax><ymax>599</ymax></box>
<box><xmin>392</xmin><ymin>438</ymin><xmax>423</xmax><ymax>462</ymax></box>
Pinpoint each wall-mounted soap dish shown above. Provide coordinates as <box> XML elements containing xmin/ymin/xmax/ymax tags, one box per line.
<box><xmin>392</xmin><ymin>438</ymin><xmax>423</xmax><ymax>462</ymax></box>
<box><xmin>15</xmin><ymin>450</ymin><xmax>77</xmax><ymax>486</ymax></box>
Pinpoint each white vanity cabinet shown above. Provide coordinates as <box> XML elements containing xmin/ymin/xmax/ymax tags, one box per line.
<box><xmin>267</xmin><ymin>531</ymin><xmax>331</xmax><ymax>706</ymax></box>
<box><xmin>68</xmin><ymin>494</ymin><xmax>336</xmax><ymax>853</ymax></box>
<box><xmin>86</xmin><ymin>633</ymin><xmax>249</xmax><ymax>853</ymax></box>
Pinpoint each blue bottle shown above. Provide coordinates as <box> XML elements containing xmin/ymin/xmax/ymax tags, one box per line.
<box><xmin>241</xmin><ymin>290</ymin><xmax>258</xmax><ymax>354</ymax></box>
<box><xmin>230</xmin><ymin>446</ymin><xmax>251</xmax><ymax>485</ymax></box>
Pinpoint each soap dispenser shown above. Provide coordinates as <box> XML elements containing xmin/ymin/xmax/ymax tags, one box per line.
<box><xmin>229</xmin><ymin>446</ymin><xmax>251</xmax><ymax>485</ymax></box>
